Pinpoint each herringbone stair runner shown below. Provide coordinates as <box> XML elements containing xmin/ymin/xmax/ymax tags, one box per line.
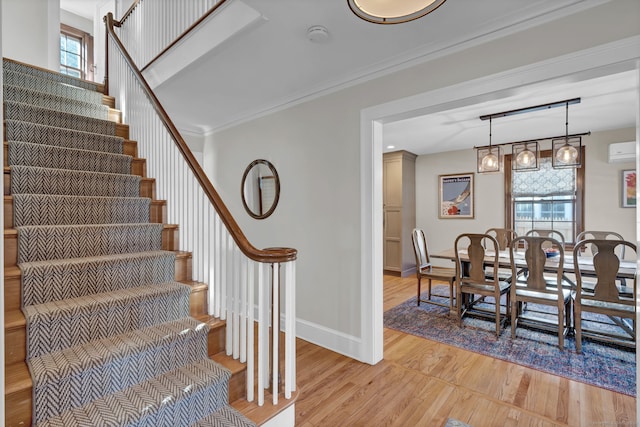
<box><xmin>3</xmin><ymin>58</ymin><xmax>255</xmax><ymax>427</ymax></box>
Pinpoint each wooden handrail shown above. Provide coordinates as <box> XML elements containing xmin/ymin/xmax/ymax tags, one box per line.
<box><xmin>118</xmin><ymin>0</ymin><xmax>140</xmax><ymax>24</ymax></box>
<box><xmin>104</xmin><ymin>12</ymin><xmax>297</xmax><ymax>264</ymax></box>
<box><xmin>140</xmin><ymin>0</ymin><xmax>230</xmax><ymax>73</ymax></box>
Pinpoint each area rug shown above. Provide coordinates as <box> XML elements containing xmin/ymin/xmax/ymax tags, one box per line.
<box><xmin>384</xmin><ymin>286</ymin><xmax>636</xmax><ymax>396</ymax></box>
<box><xmin>444</xmin><ymin>419</ymin><xmax>473</xmax><ymax>427</ymax></box>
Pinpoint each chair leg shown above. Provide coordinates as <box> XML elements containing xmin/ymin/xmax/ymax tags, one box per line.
<box><xmin>575</xmin><ymin>303</ymin><xmax>582</xmax><ymax>353</ymax></box>
<box><xmin>511</xmin><ymin>299</ymin><xmax>517</xmax><ymax>340</ymax></box>
<box><xmin>557</xmin><ymin>302</ymin><xmax>564</xmax><ymax>350</ymax></box>
<box><xmin>495</xmin><ymin>294</ymin><xmax>501</xmax><ymax>337</ymax></box>
<box><xmin>448</xmin><ymin>279</ymin><xmax>454</xmax><ymax>310</ymax></box>
<box><xmin>417</xmin><ymin>277</ymin><xmax>421</xmax><ymax>306</ymax></box>
<box><xmin>427</xmin><ymin>279</ymin><xmax>432</xmax><ymax>300</ymax></box>
<box><xmin>457</xmin><ymin>289</ymin><xmax>463</xmax><ymax>328</ymax></box>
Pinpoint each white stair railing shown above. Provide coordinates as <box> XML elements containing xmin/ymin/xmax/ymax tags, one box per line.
<box><xmin>106</xmin><ymin>11</ymin><xmax>296</xmax><ymax>407</ymax></box>
<box><xmin>116</xmin><ymin>0</ymin><xmax>225</xmax><ymax>70</ymax></box>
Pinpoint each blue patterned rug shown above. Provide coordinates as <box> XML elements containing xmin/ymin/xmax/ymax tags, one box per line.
<box><xmin>384</xmin><ymin>286</ymin><xmax>636</xmax><ymax>396</ymax></box>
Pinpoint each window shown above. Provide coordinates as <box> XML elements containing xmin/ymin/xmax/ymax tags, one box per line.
<box><xmin>505</xmin><ymin>149</ymin><xmax>584</xmax><ymax>245</ymax></box>
<box><xmin>60</xmin><ymin>24</ymin><xmax>93</xmax><ymax>81</ymax></box>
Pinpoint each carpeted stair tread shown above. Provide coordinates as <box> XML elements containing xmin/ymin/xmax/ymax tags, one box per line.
<box><xmin>17</xmin><ymin>223</ymin><xmax>164</xmax><ymax>263</ymax></box>
<box><xmin>4</xmin><ymin>101</ymin><xmax>116</xmax><ymax>135</ymax></box>
<box><xmin>29</xmin><ymin>317</ymin><xmax>210</xmax><ymax>424</ymax></box>
<box><xmin>8</xmin><ymin>140</ymin><xmax>132</xmax><ymax>174</ymax></box>
<box><xmin>36</xmin><ymin>358</ymin><xmax>233</xmax><ymax>427</ymax></box>
<box><xmin>3</xmin><ymin>59</ymin><xmax>102</xmax><ymax>92</ymax></box>
<box><xmin>192</xmin><ymin>406</ymin><xmax>257</xmax><ymax>427</ymax></box>
<box><xmin>3</xmin><ymin>68</ymin><xmax>105</xmax><ymax>105</ymax></box>
<box><xmin>24</xmin><ymin>281</ymin><xmax>192</xmax><ymax>358</ymax></box>
<box><xmin>4</xmin><ymin>85</ymin><xmax>109</xmax><ymax>120</ymax></box>
<box><xmin>13</xmin><ymin>194</ymin><xmax>150</xmax><ymax>227</ymax></box>
<box><xmin>20</xmin><ymin>250</ymin><xmax>176</xmax><ymax>305</ymax></box>
<box><xmin>5</xmin><ymin>120</ymin><xmax>124</xmax><ymax>154</ymax></box>
<box><xmin>10</xmin><ymin>165</ymin><xmax>141</xmax><ymax>197</ymax></box>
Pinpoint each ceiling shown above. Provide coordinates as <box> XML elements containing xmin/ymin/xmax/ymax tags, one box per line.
<box><xmin>60</xmin><ymin>0</ymin><xmax>638</xmax><ymax>154</ymax></box>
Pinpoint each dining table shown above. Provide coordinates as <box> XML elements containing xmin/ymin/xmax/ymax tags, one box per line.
<box><xmin>431</xmin><ymin>247</ymin><xmax>637</xmax><ymax>282</ymax></box>
<box><xmin>431</xmin><ymin>247</ymin><xmax>637</xmax><ymax>342</ymax></box>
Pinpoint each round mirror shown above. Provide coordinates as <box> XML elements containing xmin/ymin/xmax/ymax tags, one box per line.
<box><xmin>241</xmin><ymin>159</ymin><xmax>280</xmax><ymax>219</ymax></box>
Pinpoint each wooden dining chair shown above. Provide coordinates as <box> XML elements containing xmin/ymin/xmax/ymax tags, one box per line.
<box><xmin>454</xmin><ymin>233</ymin><xmax>511</xmax><ymax>337</ymax></box>
<box><xmin>525</xmin><ymin>229</ymin><xmax>565</xmax><ymax>248</ymax></box>
<box><xmin>576</xmin><ymin>230</ymin><xmax>626</xmax><ymax>257</ymax></box>
<box><xmin>576</xmin><ymin>230</ymin><xmax>628</xmax><ymax>293</ymax></box>
<box><xmin>485</xmin><ymin>228</ymin><xmax>518</xmax><ymax>283</ymax></box>
<box><xmin>572</xmin><ymin>239</ymin><xmax>637</xmax><ymax>353</ymax></box>
<box><xmin>485</xmin><ymin>228</ymin><xmax>517</xmax><ymax>251</ymax></box>
<box><xmin>509</xmin><ymin>236</ymin><xmax>571</xmax><ymax>350</ymax></box>
<box><xmin>411</xmin><ymin>228</ymin><xmax>457</xmax><ymax>311</ymax></box>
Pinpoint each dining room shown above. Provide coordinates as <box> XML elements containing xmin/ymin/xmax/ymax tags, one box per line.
<box><xmin>378</xmin><ymin>63</ymin><xmax>638</xmax><ymax>402</ymax></box>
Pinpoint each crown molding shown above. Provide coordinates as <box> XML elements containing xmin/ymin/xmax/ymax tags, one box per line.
<box><xmin>207</xmin><ymin>0</ymin><xmax>610</xmax><ymax>135</ymax></box>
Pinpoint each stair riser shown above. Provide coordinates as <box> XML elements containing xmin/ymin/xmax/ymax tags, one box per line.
<box><xmin>5</xmin><ymin>287</ymin><xmax>208</xmax><ymax>366</ymax></box>
<box><xmin>4</xmin><ymin>169</ymin><xmax>156</xmax><ymax>198</ymax></box>
<box><xmin>4</xmin><ymin>255</ymin><xmax>192</xmax><ymax>313</ymax></box>
<box><xmin>4</xmin><ymin>144</ymin><xmax>145</xmax><ymax>176</ymax></box>
<box><xmin>4</xmin><ymin>323</ymin><xmax>229</xmax><ymax>427</ymax></box>
<box><xmin>3</xmin><ymin>226</ymin><xmax>178</xmax><ymax>268</ymax></box>
<box><xmin>4</xmin><ymin>197</ymin><xmax>166</xmax><ymax>228</ymax></box>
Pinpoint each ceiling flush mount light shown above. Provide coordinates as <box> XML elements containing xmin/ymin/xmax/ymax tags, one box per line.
<box><xmin>552</xmin><ymin>102</ymin><xmax>582</xmax><ymax>168</ymax></box>
<box><xmin>477</xmin><ymin>118</ymin><xmax>502</xmax><ymax>173</ymax></box>
<box><xmin>347</xmin><ymin>0</ymin><xmax>447</xmax><ymax>24</ymax></box>
<box><xmin>512</xmin><ymin>141</ymin><xmax>539</xmax><ymax>171</ymax></box>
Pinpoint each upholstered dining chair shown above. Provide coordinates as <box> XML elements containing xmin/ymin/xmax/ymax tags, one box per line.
<box><xmin>411</xmin><ymin>228</ymin><xmax>457</xmax><ymax>311</ymax></box>
<box><xmin>509</xmin><ymin>236</ymin><xmax>571</xmax><ymax>350</ymax></box>
<box><xmin>572</xmin><ymin>238</ymin><xmax>637</xmax><ymax>353</ymax></box>
<box><xmin>454</xmin><ymin>233</ymin><xmax>511</xmax><ymax>337</ymax></box>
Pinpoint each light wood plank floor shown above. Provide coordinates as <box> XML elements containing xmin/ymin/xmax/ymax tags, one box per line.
<box><xmin>294</xmin><ymin>275</ymin><xmax>636</xmax><ymax>426</ymax></box>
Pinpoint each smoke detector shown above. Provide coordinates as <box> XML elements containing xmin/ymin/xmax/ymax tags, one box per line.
<box><xmin>306</xmin><ymin>25</ymin><xmax>330</xmax><ymax>43</ymax></box>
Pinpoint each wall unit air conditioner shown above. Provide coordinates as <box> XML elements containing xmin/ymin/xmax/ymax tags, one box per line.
<box><xmin>608</xmin><ymin>141</ymin><xmax>636</xmax><ymax>163</ymax></box>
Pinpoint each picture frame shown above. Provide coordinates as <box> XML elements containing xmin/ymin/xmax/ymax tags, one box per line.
<box><xmin>622</xmin><ymin>169</ymin><xmax>636</xmax><ymax>208</ymax></box>
<box><xmin>439</xmin><ymin>172</ymin><xmax>474</xmax><ymax>218</ymax></box>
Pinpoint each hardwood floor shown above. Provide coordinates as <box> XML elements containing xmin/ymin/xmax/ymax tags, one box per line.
<box><xmin>294</xmin><ymin>275</ymin><xmax>636</xmax><ymax>426</ymax></box>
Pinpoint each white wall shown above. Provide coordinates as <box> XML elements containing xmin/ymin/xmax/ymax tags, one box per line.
<box><xmin>417</xmin><ymin>128</ymin><xmax>637</xmax><ymax>268</ymax></box>
<box><xmin>204</xmin><ymin>1</ymin><xmax>640</xmax><ymax>361</ymax></box>
<box><xmin>2</xmin><ymin>0</ymin><xmax>60</xmax><ymax>70</ymax></box>
<box><xmin>60</xmin><ymin>9</ymin><xmax>92</xmax><ymax>35</ymax></box>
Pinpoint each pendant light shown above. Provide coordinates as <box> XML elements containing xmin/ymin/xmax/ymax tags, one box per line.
<box><xmin>347</xmin><ymin>0</ymin><xmax>447</xmax><ymax>24</ymax></box>
<box><xmin>477</xmin><ymin>117</ymin><xmax>502</xmax><ymax>173</ymax></box>
<box><xmin>552</xmin><ymin>102</ymin><xmax>582</xmax><ymax>168</ymax></box>
<box><xmin>512</xmin><ymin>141</ymin><xmax>539</xmax><ymax>171</ymax></box>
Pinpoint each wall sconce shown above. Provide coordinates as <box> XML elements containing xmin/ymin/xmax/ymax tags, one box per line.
<box><xmin>512</xmin><ymin>141</ymin><xmax>539</xmax><ymax>171</ymax></box>
<box><xmin>477</xmin><ymin>117</ymin><xmax>502</xmax><ymax>173</ymax></box>
<box><xmin>347</xmin><ymin>0</ymin><xmax>447</xmax><ymax>24</ymax></box>
<box><xmin>552</xmin><ymin>102</ymin><xmax>582</xmax><ymax>168</ymax></box>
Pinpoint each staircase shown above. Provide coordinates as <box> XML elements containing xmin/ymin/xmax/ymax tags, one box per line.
<box><xmin>3</xmin><ymin>58</ymin><xmax>256</xmax><ymax>426</ymax></box>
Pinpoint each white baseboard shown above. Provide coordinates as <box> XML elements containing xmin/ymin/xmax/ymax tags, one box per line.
<box><xmin>295</xmin><ymin>318</ymin><xmax>366</xmax><ymax>362</ymax></box>
<box><xmin>261</xmin><ymin>404</ymin><xmax>295</xmax><ymax>427</ymax></box>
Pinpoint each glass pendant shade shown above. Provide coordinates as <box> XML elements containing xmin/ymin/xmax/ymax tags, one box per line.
<box><xmin>512</xmin><ymin>141</ymin><xmax>539</xmax><ymax>171</ymax></box>
<box><xmin>347</xmin><ymin>0</ymin><xmax>447</xmax><ymax>24</ymax></box>
<box><xmin>552</xmin><ymin>136</ymin><xmax>582</xmax><ymax>168</ymax></box>
<box><xmin>477</xmin><ymin>146</ymin><xmax>502</xmax><ymax>173</ymax></box>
